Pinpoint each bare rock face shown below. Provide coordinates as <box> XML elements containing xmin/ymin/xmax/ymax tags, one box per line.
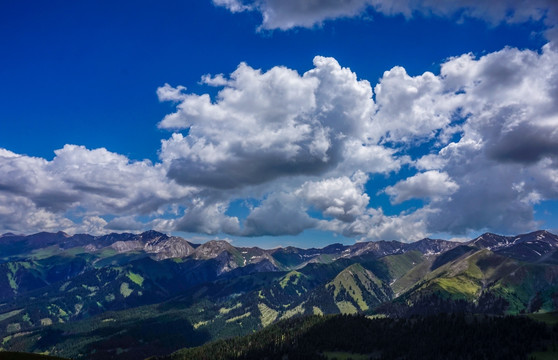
<box><xmin>84</xmin><ymin>244</ymin><xmax>98</xmax><ymax>252</ymax></box>
<box><xmin>489</xmin><ymin>230</ymin><xmax>558</xmax><ymax>262</ymax></box>
<box><xmin>469</xmin><ymin>233</ymin><xmax>515</xmax><ymax>251</ymax></box>
<box><xmin>405</xmin><ymin>238</ymin><xmax>460</xmax><ymax>255</ymax></box>
<box><xmin>251</xmin><ymin>258</ymin><xmax>278</xmax><ymax>272</ymax></box>
<box><xmin>106</xmin><ymin>231</ymin><xmax>195</xmax><ymax>259</ymax></box>
<box><xmin>110</xmin><ymin>240</ymin><xmax>144</xmax><ymax>253</ymax></box>
<box><xmin>214</xmin><ymin>251</ymin><xmax>241</xmax><ymax>275</ymax></box>
<box><xmin>192</xmin><ymin>240</ymin><xmax>236</xmax><ymax>260</ymax></box>
<box><xmin>470</xmin><ymin>230</ymin><xmax>558</xmax><ymax>249</ymax></box>
<box><xmin>191</xmin><ymin>240</ymin><xmax>244</xmax><ymax>274</ymax></box>
<box><xmin>145</xmin><ymin>236</ymin><xmax>195</xmax><ymax>260</ymax></box>
<box><xmin>342</xmin><ymin>241</ymin><xmax>405</xmax><ymax>258</ymax></box>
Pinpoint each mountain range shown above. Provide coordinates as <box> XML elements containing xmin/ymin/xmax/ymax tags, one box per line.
<box><xmin>1</xmin><ymin>229</ymin><xmax>558</xmax><ymax>359</ymax></box>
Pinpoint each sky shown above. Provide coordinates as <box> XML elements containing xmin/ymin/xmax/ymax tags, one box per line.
<box><xmin>1</xmin><ymin>0</ymin><xmax>558</xmax><ymax>248</ymax></box>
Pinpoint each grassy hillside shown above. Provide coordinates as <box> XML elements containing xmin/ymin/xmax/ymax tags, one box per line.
<box><xmin>378</xmin><ymin>247</ymin><xmax>558</xmax><ymax>316</ymax></box>
<box><xmin>4</xmin><ymin>231</ymin><xmax>558</xmax><ymax>359</ymax></box>
<box><xmin>326</xmin><ymin>263</ymin><xmax>390</xmax><ymax>313</ymax></box>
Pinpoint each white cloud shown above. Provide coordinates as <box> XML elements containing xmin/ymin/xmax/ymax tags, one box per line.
<box><xmin>213</xmin><ymin>0</ymin><xmax>371</xmax><ymax>30</ymax></box>
<box><xmin>200</xmin><ymin>73</ymin><xmax>229</xmax><ymax>87</ymax></box>
<box><xmin>3</xmin><ymin>41</ymin><xmax>558</xmax><ymax>241</ymax></box>
<box><xmin>152</xmin><ymin>56</ymin><xmax>407</xmax><ymax>238</ymax></box>
<box><xmin>319</xmin><ymin>207</ymin><xmax>430</xmax><ymax>242</ymax></box>
<box><xmin>297</xmin><ymin>172</ymin><xmax>369</xmax><ymax>222</ymax></box>
<box><xmin>49</xmin><ymin>145</ymin><xmax>194</xmax><ymax>215</ymax></box>
<box><xmin>158</xmin><ymin>56</ymin><xmax>395</xmax><ymax>191</ymax></box>
<box><xmin>0</xmin><ymin>145</ymin><xmax>195</xmax><ymax>234</ymax></box>
<box><xmin>158</xmin><ymin>62</ymin><xmax>319</xmax><ymax>131</ymax></box>
<box><xmin>373</xmin><ymin>66</ymin><xmax>460</xmax><ymax>144</ymax></box>
<box><xmin>415</xmin><ymin>154</ymin><xmax>447</xmax><ymax>171</ymax></box>
<box><xmin>381</xmin><ymin>44</ymin><xmax>558</xmax><ymax>236</ymax></box>
<box><xmin>362</xmin><ymin>208</ymin><xmax>430</xmax><ymax>242</ymax></box>
<box><xmin>0</xmin><ymin>56</ymin><xmax>398</xmax><ymax>238</ymax></box>
<box><xmin>212</xmin><ymin>0</ymin><xmax>252</xmax><ymax>13</ymax></box>
<box><xmin>384</xmin><ymin>170</ymin><xmax>459</xmax><ymax>204</ymax></box>
<box><xmin>339</xmin><ymin>139</ymin><xmax>405</xmax><ymax>175</ymax></box>
<box><xmin>0</xmin><ymin>193</ymin><xmax>73</xmax><ymax>233</ymax></box>
<box><xmin>158</xmin><ymin>62</ymin><xmax>326</xmax><ymax>190</ymax></box>
<box><xmin>440</xmin><ymin>45</ymin><xmax>558</xmax><ymax>164</ymax></box>
<box><xmin>243</xmin><ymin>192</ymin><xmax>317</xmax><ymax>236</ymax></box>
<box><xmin>105</xmin><ymin>216</ymin><xmax>146</xmax><ymax>231</ymax></box>
<box><xmin>73</xmin><ymin>216</ymin><xmax>109</xmax><ymax>235</ymax></box>
<box><xmin>173</xmin><ymin>199</ymin><xmax>241</xmax><ymax>235</ymax></box>
<box><xmin>213</xmin><ymin>0</ymin><xmax>558</xmax><ymax>37</ymax></box>
<box><xmin>156</xmin><ymin>83</ymin><xmax>188</xmax><ymax>102</ymax></box>
<box><xmin>323</xmin><ymin>42</ymin><xmax>558</xmax><ymax>240</ymax></box>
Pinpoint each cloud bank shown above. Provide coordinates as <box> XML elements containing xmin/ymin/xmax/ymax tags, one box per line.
<box><xmin>1</xmin><ymin>41</ymin><xmax>558</xmax><ymax>241</ymax></box>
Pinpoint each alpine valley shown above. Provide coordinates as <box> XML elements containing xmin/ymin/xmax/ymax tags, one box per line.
<box><xmin>2</xmin><ymin>229</ymin><xmax>558</xmax><ymax>359</ymax></box>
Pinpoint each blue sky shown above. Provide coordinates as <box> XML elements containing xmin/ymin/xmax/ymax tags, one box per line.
<box><xmin>1</xmin><ymin>0</ymin><xmax>558</xmax><ymax>248</ymax></box>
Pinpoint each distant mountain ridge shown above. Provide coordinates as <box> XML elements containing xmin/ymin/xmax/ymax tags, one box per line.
<box><xmin>0</xmin><ymin>229</ymin><xmax>462</xmax><ymax>264</ymax></box>
<box><xmin>2</xmin><ymin>229</ymin><xmax>558</xmax><ymax>359</ymax></box>
<box><xmin>4</xmin><ymin>228</ymin><xmax>557</xmax><ymax>268</ymax></box>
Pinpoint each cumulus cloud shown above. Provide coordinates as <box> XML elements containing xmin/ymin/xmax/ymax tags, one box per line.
<box><xmin>1</xmin><ymin>56</ymin><xmax>398</xmax><ymax>238</ymax></box>
<box><xmin>0</xmin><ymin>145</ymin><xmax>195</xmax><ymax>234</ymax></box>
<box><xmin>421</xmin><ymin>148</ymin><xmax>544</xmax><ymax>235</ymax></box>
<box><xmin>243</xmin><ymin>192</ymin><xmax>317</xmax><ymax>236</ymax></box>
<box><xmin>319</xmin><ymin>207</ymin><xmax>430</xmax><ymax>242</ymax></box>
<box><xmin>485</xmin><ymin>121</ymin><xmax>558</xmax><ymax>164</ymax></box>
<box><xmin>397</xmin><ymin>44</ymin><xmax>558</xmax><ymax>236</ymax></box>
<box><xmin>173</xmin><ymin>199</ymin><xmax>241</xmax><ymax>235</ymax></box>
<box><xmin>372</xmin><ymin>66</ymin><xmax>460</xmax><ymax>144</ymax></box>
<box><xmin>318</xmin><ymin>41</ymin><xmax>558</xmax><ymax>240</ymax></box>
<box><xmin>158</xmin><ymin>56</ymin><xmax>393</xmax><ymax>191</ymax></box>
<box><xmin>0</xmin><ymin>193</ymin><xmax>73</xmax><ymax>233</ymax></box>
<box><xmin>75</xmin><ymin>216</ymin><xmax>109</xmax><ymax>235</ymax></box>
<box><xmin>213</xmin><ymin>0</ymin><xmax>558</xmax><ymax>37</ymax></box>
<box><xmin>200</xmin><ymin>73</ymin><xmax>230</xmax><ymax>87</ymax></box>
<box><xmin>361</xmin><ymin>208</ymin><xmax>430</xmax><ymax>241</ymax></box>
<box><xmin>150</xmin><ymin>15</ymin><xmax>558</xmax><ymax>243</ymax></box>
<box><xmin>105</xmin><ymin>216</ymin><xmax>146</xmax><ymax>231</ymax></box>
<box><xmin>384</xmin><ymin>170</ymin><xmax>459</xmax><ymax>204</ymax></box>
<box><xmin>3</xmin><ymin>39</ymin><xmax>558</xmax><ymax>241</ymax></box>
<box><xmin>437</xmin><ymin>45</ymin><xmax>558</xmax><ymax>165</ymax></box>
<box><xmin>297</xmin><ymin>172</ymin><xmax>370</xmax><ymax>222</ymax></box>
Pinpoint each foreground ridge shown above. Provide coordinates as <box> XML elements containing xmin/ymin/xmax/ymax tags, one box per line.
<box><xmin>152</xmin><ymin>314</ymin><xmax>557</xmax><ymax>360</ymax></box>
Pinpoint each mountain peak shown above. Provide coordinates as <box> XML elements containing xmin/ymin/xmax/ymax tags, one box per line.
<box><xmin>470</xmin><ymin>233</ymin><xmax>513</xmax><ymax>250</ymax></box>
<box><xmin>139</xmin><ymin>230</ymin><xmax>166</xmax><ymax>238</ymax></box>
<box><xmin>193</xmin><ymin>240</ymin><xmax>237</xmax><ymax>260</ymax></box>
<box><xmin>405</xmin><ymin>237</ymin><xmax>458</xmax><ymax>255</ymax></box>
<box><xmin>0</xmin><ymin>232</ymin><xmax>18</xmax><ymax>237</ymax></box>
<box><xmin>520</xmin><ymin>229</ymin><xmax>558</xmax><ymax>240</ymax></box>
<box><xmin>202</xmin><ymin>239</ymin><xmax>234</xmax><ymax>247</ymax></box>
